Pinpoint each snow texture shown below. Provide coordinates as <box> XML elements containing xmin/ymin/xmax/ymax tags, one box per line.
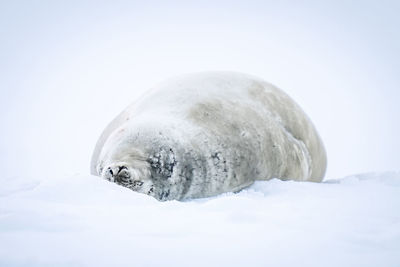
<box><xmin>1</xmin><ymin>172</ymin><xmax>399</xmax><ymax>267</ymax></box>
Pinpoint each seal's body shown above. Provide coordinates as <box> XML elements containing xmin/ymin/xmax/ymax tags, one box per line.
<box><xmin>91</xmin><ymin>72</ymin><xmax>327</xmax><ymax>201</ymax></box>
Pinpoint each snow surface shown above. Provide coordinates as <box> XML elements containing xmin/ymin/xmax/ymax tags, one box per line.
<box><xmin>1</xmin><ymin>172</ymin><xmax>399</xmax><ymax>267</ymax></box>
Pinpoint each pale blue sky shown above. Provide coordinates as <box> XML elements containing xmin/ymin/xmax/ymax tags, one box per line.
<box><xmin>0</xmin><ymin>0</ymin><xmax>399</xmax><ymax>180</ymax></box>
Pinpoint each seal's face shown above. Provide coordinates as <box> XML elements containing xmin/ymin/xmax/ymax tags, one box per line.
<box><xmin>101</xmin><ymin>162</ymin><xmax>156</xmax><ymax>197</ymax></box>
<box><xmin>97</xmin><ymin>131</ymin><xmax>179</xmax><ymax>201</ymax></box>
<box><xmin>96</xmin><ymin>133</ymin><xmax>158</xmax><ymax>197</ymax></box>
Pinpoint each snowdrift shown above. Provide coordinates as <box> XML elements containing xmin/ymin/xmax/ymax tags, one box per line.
<box><xmin>1</xmin><ymin>172</ymin><xmax>399</xmax><ymax>267</ymax></box>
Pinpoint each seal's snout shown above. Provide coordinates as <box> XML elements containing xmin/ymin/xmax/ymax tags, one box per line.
<box><xmin>104</xmin><ymin>165</ymin><xmax>130</xmax><ymax>183</ymax></box>
<box><xmin>102</xmin><ymin>163</ymin><xmax>151</xmax><ymax>194</ymax></box>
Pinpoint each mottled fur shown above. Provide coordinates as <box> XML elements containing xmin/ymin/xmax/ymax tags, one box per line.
<box><xmin>91</xmin><ymin>72</ymin><xmax>327</xmax><ymax>201</ymax></box>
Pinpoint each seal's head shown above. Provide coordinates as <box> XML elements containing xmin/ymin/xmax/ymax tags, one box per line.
<box><xmin>97</xmin><ymin>136</ymin><xmax>157</xmax><ymax>197</ymax></box>
<box><xmin>100</xmin><ymin>160</ymin><xmax>155</xmax><ymax>197</ymax></box>
<box><xmin>94</xmin><ymin>124</ymin><xmax>183</xmax><ymax>201</ymax></box>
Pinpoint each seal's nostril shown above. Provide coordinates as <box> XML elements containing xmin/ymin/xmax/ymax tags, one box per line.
<box><xmin>117</xmin><ymin>166</ymin><xmax>127</xmax><ymax>175</ymax></box>
<box><xmin>104</xmin><ymin>166</ymin><xmax>129</xmax><ymax>182</ymax></box>
<box><xmin>103</xmin><ymin>167</ymin><xmax>116</xmax><ymax>182</ymax></box>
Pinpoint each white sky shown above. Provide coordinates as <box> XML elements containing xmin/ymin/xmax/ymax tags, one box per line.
<box><xmin>0</xmin><ymin>0</ymin><xmax>399</xmax><ymax>180</ymax></box>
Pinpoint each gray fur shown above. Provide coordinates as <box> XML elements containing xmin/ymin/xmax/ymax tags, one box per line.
<box><xmin>91</xmin><ymin>72</ymin><xmax>327</xmax><ymax>201</ymax></box>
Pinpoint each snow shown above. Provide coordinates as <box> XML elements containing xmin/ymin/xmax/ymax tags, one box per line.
<box><xmin>1</xmin><ymin>2</ymin><xmax>399</xmax><ymax>266</ymax></box>
<box><xmin>1</xmin><ymin>172</ymin><xmax>399</xmax><ymax>267</ymax></box>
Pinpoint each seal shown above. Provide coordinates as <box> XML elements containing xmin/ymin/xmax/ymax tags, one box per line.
<box><xmin>91</xmin><ymin>72</ymin><xmax>327</xmax><ymax>201</ymax></box>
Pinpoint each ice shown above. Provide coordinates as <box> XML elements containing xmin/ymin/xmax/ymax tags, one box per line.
<box><xmin>1</xmin><ymin>172</ymin><xmax>399</xmax><ymax>267</ymax></box>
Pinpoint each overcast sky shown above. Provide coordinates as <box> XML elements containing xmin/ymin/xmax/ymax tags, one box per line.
<box><xmin>0</xmin><ymin>0</ymin><xmax>399</xmax><ymax>180</ymax></box>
